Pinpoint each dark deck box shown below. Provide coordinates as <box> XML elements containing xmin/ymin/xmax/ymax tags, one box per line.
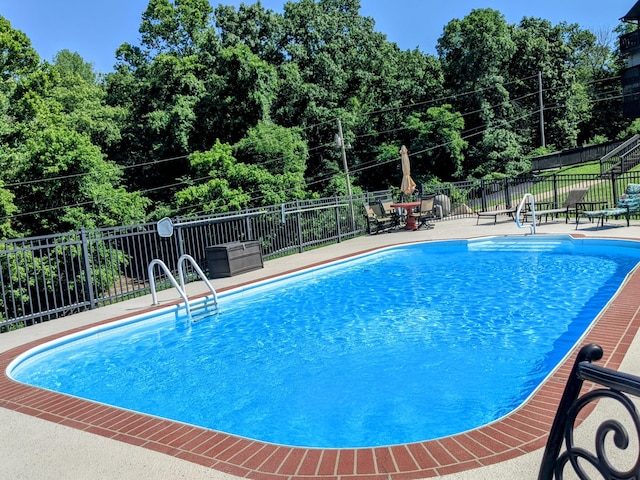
<box><xmin>205</xmin><ymin>241</ymin><xmax>263</xmax><ymax>278</ymax></box>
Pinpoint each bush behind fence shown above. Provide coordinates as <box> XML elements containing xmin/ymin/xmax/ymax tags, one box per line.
<box><xmin>2</xmin><ymin>172</ymin><xmax>640</xmax><ymax>333</ymax></box>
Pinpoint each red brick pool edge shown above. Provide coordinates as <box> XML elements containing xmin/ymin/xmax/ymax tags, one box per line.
<box><xmin>1</xmin><ymin>255</ymin><xmax>639</xmax><ymax>479</ymax></box>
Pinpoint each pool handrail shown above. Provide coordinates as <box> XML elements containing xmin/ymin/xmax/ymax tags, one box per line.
<box><xmin>516</xmin><ymin>193</ymin><xmax>536</xmax><ymax>234</ymax></box>
<box><xmin>148</xmin><ymin>259</ymin><xmax>191</xmax><ymax>314</ymax></box>
<box><xmin>177</xmin><ymin>254</ymin><xmax>218</xmax><ymax>305</ymax></box>
<box><xmin>148</xmin><ymin>255</ymin><xmax>218</xmax><ymax>320</ymax></box>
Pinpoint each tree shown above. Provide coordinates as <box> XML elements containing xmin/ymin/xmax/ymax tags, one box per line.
<box><xmin>8</xmin><ymin>125</ymin><xmax>149</xmax><ymax>234</ymax></box>
<box><xmin>52</xmin><ymin>50</ymin><xmax>125</xmax><ymax>148</ymax></box>
<box><xmin>203</xmin><ymin>44</ymin><xmax>278</xmax><ymax>143</ymax></box>
<box><xmin>437</xmin><ymin>9</ymin><xmax>517</xmax><ymax>175</ymax></box>
<box><xmin>215</xmin><ymin>2</ymin><xmax>285</xmax><ymax>65</ymax></box>
<box><xmin>404</xmin><ymin>105</ymin><xmax>466</xmax><ymax>181</ymax></box>
<box><xmin>175</xmin><ymin>140</ymin><xmax>255</xmax><ymax>214</ymax></box>
<box><xmin>140</xmin><ymin>0</ymin><xmax>213</xmax><ymax>56</ymax></box>
<box><xmin>0</xmin><ymin>18</ymin><xmax>148</xmax><ymax>236</ymax></box>
<box><xmin>175</xmin><ymin>122</ymin><xmax>309</xmax><ymax>216</ymax></box>
<box><xmin>575</xmin><ymin>26</ymin><xmax>626</xmax><ymax>143</ymax></box>
<box><xmin>472</xmin><ymin>127</ymin><xmax>527</xmax><ymax>177</ymax></box>
<box><xmin>104</xmin><ymin>0</ymin><xmax>217</xmax><ymax>205</ymax></box>
<box><xmin>509</xmin><ymin>18</ymin><xmax>592</xmax><ymax>150</ymax></box>
<box><xmin>438</xmin><ymin>9</ymin><xmax>516</xmax><ymax>88</ymax></box>
<box><xmin>0</xmin><ymin>16</ymin><xmax>39</xmax><ymax>80</ymax></box>
<box><xmin>233</xmin><ymin>121</ymin><xmax>309</xmax><ymax>203</ymax></box>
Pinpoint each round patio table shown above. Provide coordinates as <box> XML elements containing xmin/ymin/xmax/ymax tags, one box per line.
<box><xmin>391</xmin><ymin>201</ymin><xmax>421</xmax><ymax>230</ymax></box>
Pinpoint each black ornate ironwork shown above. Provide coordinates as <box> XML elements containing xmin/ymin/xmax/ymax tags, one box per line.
<box><xmin>538</xmin><ymin>344</ymin><xmax>640</xmax><ymax>480</ymax></box>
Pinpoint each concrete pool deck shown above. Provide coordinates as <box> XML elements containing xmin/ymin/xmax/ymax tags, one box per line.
<box><xmin>2</xmin><ymin>215</ymin><xmax>640</xmax><ymax>479</ymax></box>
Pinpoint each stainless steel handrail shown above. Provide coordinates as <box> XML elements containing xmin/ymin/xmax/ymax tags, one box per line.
<box><xmin>148</xmin><ymin>255</ymin><xmax>218</xmax><ymax>321</ymax></box>
<box><xmin>515</xmin><ymin>193</ymin><xmax>536</xmax><ymax>235</ymax></box>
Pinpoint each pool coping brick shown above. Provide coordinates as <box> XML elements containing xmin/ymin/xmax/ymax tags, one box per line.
<box><xmin>2</xmin><ymin>233</ymin><xmax>640</xmax><ymax>479</ymax></box>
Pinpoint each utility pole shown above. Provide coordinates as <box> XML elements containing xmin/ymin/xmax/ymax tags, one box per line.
<box><xmin>538</xmin><ymin>71</ymin><xmax>546</xmax><ymax>148</ymax></box>
<box><xmin>336</xmin><ymin>119</ymin><xmax>355</xmax><ymax>228</ymax></box>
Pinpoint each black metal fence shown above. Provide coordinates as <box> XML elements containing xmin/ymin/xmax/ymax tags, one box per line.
<box><xmin>531</xmin><ymin>140</ymin><xmax>624</xmax><ymax>172</ymax></box>
<box><xmin>0</xmin><ymin>191</ymin><xmax>392</xmax><ymax>332</ymax></box>
<box><xmin>3</xmin><ymin>171</ymin><xmax>640</xmax><ymax>333</ymax></box>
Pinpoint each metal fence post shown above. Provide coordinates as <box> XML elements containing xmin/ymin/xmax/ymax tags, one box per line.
<box><xmin>480</xmin><ymin>179</ymin><xmax>487</xmax><ymax>211</ymax></box>
<box><xmin>335</xmin><ymin>202</ymin><xmax>342</xmax><ymax>242</ymax></box>
<box><xmin>175</xmin><ymin>224</ymin><xmax>185</xmax><ymax>260</ymax></box>
<box><xmin>244</xmin><ymin>208</ymin><xmax>253</xmax><ymax>239</ymax></box>
<box><xmin>80</xmin><ymin>229</ymin><xmax>96</xmax><ymax>310</ymax></box>
<box><xmin>504</xmin><ymin>178</ymin><xmax>511</xmax><ymax>208</ymax></box>
<box><xmin>296</xmin><ymin>200</ymin><xmax>304</xmax><ymax>253</ymax></box>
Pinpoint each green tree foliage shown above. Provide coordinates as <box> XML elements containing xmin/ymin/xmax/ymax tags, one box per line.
<box><xmin>0</xmin><ymin>16</ymin><xmax>39</xmax><ymax>80</ymax></box>
<box><xmin>104</xmin><ymin>0</ymin><xmax>216</xmax><ymax>201</ymax></box>
<box><xmin>215</xmin><ymin>2</ymin><xmax>285</xmax><ymax>64</ymax></box>
<box><xmin>9</xmin><ymin>125</ymin><xmax>149</xmax><ymax>234</ymax></box>
<box><xmin>176</xmin><ymin>122</ymin><xmax>309</xmax><ymax>214</ymax></box>
<box><xmin>0</xmin><ymin>17</ymin><xmax>148</xmax><ymax>237</ymax></box>
<box><xmin>404</xmin><ymin>105</ymin><xmax>466</xmax><ymax>181</ymax></box>
<box><xmin>107</xmin><ymin>1</ymin><xmax>626</xmax><ymax>204</ymax></box>
<box><xmin>140</xmin><ymin>0</ymin><xmax>213</xmax><ymax>56</ymax></box>
<box><xmin>233</xmin><ymin>121</ymin><xmax>309</xmax><ymax>203</ymax></box>
<box><xmin>106</xmin><ymin>1</ymin><xmax>279</xmax><ymax>203</ymax></box>
<box><xmin>508</xmin><ymin>18</ymin><xmax>591</xmax><ymax>150</ymax></box>
<box><xmin>0</xmin><ymin>1</ymin><xmax>631</xmax><ymax>237</ymax></box>
<box><xmin>175</xmin><ymin>140</ymin><xmax>253</xmax><ymax>213</ymax></box>
<box><xmin>436</xmin><ymin>9</ymin><xmax>622</xmax><ymax>176</ymax></box>
<box><xmin>52</xmin><ymin>50</ymin><xmax>125</xmax><ymax>148</ymax></box>
<box><xmin>208</xmin><ymin>44</ymin><xmax>278</xmax><ymax>142</ymax></box>
<box><xmin>437</xmin><ymin>9</ymin><xmax>518</xmax><ymax>175</ymax></box>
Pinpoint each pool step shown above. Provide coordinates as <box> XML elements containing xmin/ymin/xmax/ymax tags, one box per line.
<box><xmin>468</xmin><ymin>239</ymin><xmax>569</xmax><ymax>252</ymax></box>
<box><xmin>187</xmin><ymin>299</ymin><xmax>218</xmax><ymax>322</ymax></box>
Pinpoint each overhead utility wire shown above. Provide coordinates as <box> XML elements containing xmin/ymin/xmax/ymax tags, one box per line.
<box><xmin>365</xmin><ymin>73</ymin><xmax>540</xmax><ymax>116</ymax></box>
<box><xmin>3</xmin><ymin>81</ymin><xmax>624</xmax><ymax>222</ymax></box>
<box><xmin>9</xmin><ymin>87</ymin><xmax>615</xmax><ymax>223</ymax></box>
<box><xmin>349</xmin><ymin>108</ymin><xmax>541</xmax><ymax>176</ymax></box>
<box><xmin>4</xmin><ymin>73</ymin><xmax>615</xmax><ymax>191</ymax></box>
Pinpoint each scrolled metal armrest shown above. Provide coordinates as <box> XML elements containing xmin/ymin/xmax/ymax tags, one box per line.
<box><xmin>538</xmin><ymin>344</ymin><xmax>640</xmax><ymax>480</ymax></box>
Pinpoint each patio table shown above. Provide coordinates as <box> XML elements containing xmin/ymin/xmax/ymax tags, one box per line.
<box><xmin>391</xmin><ymin>201</ymin><xmax>421</xmax><ymax>231</ymax></box>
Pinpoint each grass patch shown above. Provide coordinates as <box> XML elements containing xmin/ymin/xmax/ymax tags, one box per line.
<box><xmin>537</xmin><ymin>160</ymin><xmax>602</xmax><ymax>176</ymax></box>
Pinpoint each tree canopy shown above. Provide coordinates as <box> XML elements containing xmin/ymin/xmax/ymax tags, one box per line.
<box><xmin>0</xmin><ymin>0</ymin><xmax>629</xmax><ymax>238</ymax></box>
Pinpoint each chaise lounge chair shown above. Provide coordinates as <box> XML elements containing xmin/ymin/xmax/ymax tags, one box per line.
<box><xmin>578</xmin><ymin>183</ymin><xmax>640</xmax><ymax>229</ymax></box>
<box><xmin>476</xmin><ymin>204</ymin><xmax>517</xmax><ymax>225</ymax></box>
<box><xmin>528</xmin><ymin>188</ymin><xmax>588</xmax><ymax>224</ymax></box>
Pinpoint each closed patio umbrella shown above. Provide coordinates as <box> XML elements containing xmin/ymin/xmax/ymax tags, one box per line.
<box><xmin>400</xmin><ymin>145</ymin><xmax>416</xmax><ymax>195</ymax></box>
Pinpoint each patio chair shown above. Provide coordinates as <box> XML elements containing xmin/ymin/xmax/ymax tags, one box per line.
<box><xmin>578</xmin><ymin>183</ymin><xmax>640</xmax><ymax>229</ymax></box>
<box><xmin>380</xmin><ymin>200</ymin><xmax>403</xmax><ymax>228</ymax></box>
<box><xmin>416</xmin><ymin>196</ymin><xmax>436</xmax><ymax>229</ymax></box>
<box><xmin>528</xmin><ymin>188</ymin><xmax>588</xmax><ymax>224</ymax></box>
<box><xmin>363</xmin><ymin>202</ymin><xmax>395</xmax><ymax>234</ymax></box>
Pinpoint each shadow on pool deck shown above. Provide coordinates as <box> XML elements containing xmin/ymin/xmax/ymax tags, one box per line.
<box><xmin>2</xmin><ymin>215</ymin><xmax>640</xmax><ymax>480</ymax></box>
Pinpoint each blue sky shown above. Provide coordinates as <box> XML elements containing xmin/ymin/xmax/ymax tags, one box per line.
<box><xmin>0</xmin><ymin>0</ymin><xmax>633</xmax><ymax>73</ymax></box>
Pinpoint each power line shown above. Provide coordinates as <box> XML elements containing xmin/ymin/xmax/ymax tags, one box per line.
<box><xmin>0</xmin><ymin>75</ymin><xmax>626</xmax><ymax>225</ymax></box>
<box><xmin>2</xmin><ymin>73</ymin><xmax>618</xmax><ymax>192</ymax></box>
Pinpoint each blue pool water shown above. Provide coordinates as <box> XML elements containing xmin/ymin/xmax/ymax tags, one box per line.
<box><xmin>8</xmin><ymin>236</ymin><xmax>640</xmax><ymax>448</ymax></box>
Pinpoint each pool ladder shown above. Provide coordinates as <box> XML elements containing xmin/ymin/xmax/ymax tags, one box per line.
<box><xmin>148</xmin><ymin>254</ymin><xmax>218</xmax><ymax>321</ymax></box>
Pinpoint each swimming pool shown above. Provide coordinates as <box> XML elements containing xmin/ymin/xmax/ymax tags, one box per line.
<box><xmin>8</xmin><ymin>236</ymin><xmax>640</xmax><ymax>448</ymax></box>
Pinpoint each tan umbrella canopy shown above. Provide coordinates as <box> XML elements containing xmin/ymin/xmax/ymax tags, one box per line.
<box><xmin>400</xmin><ymin>145</ymin><xmax>417</xmax><ymax>195</ymax></box>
